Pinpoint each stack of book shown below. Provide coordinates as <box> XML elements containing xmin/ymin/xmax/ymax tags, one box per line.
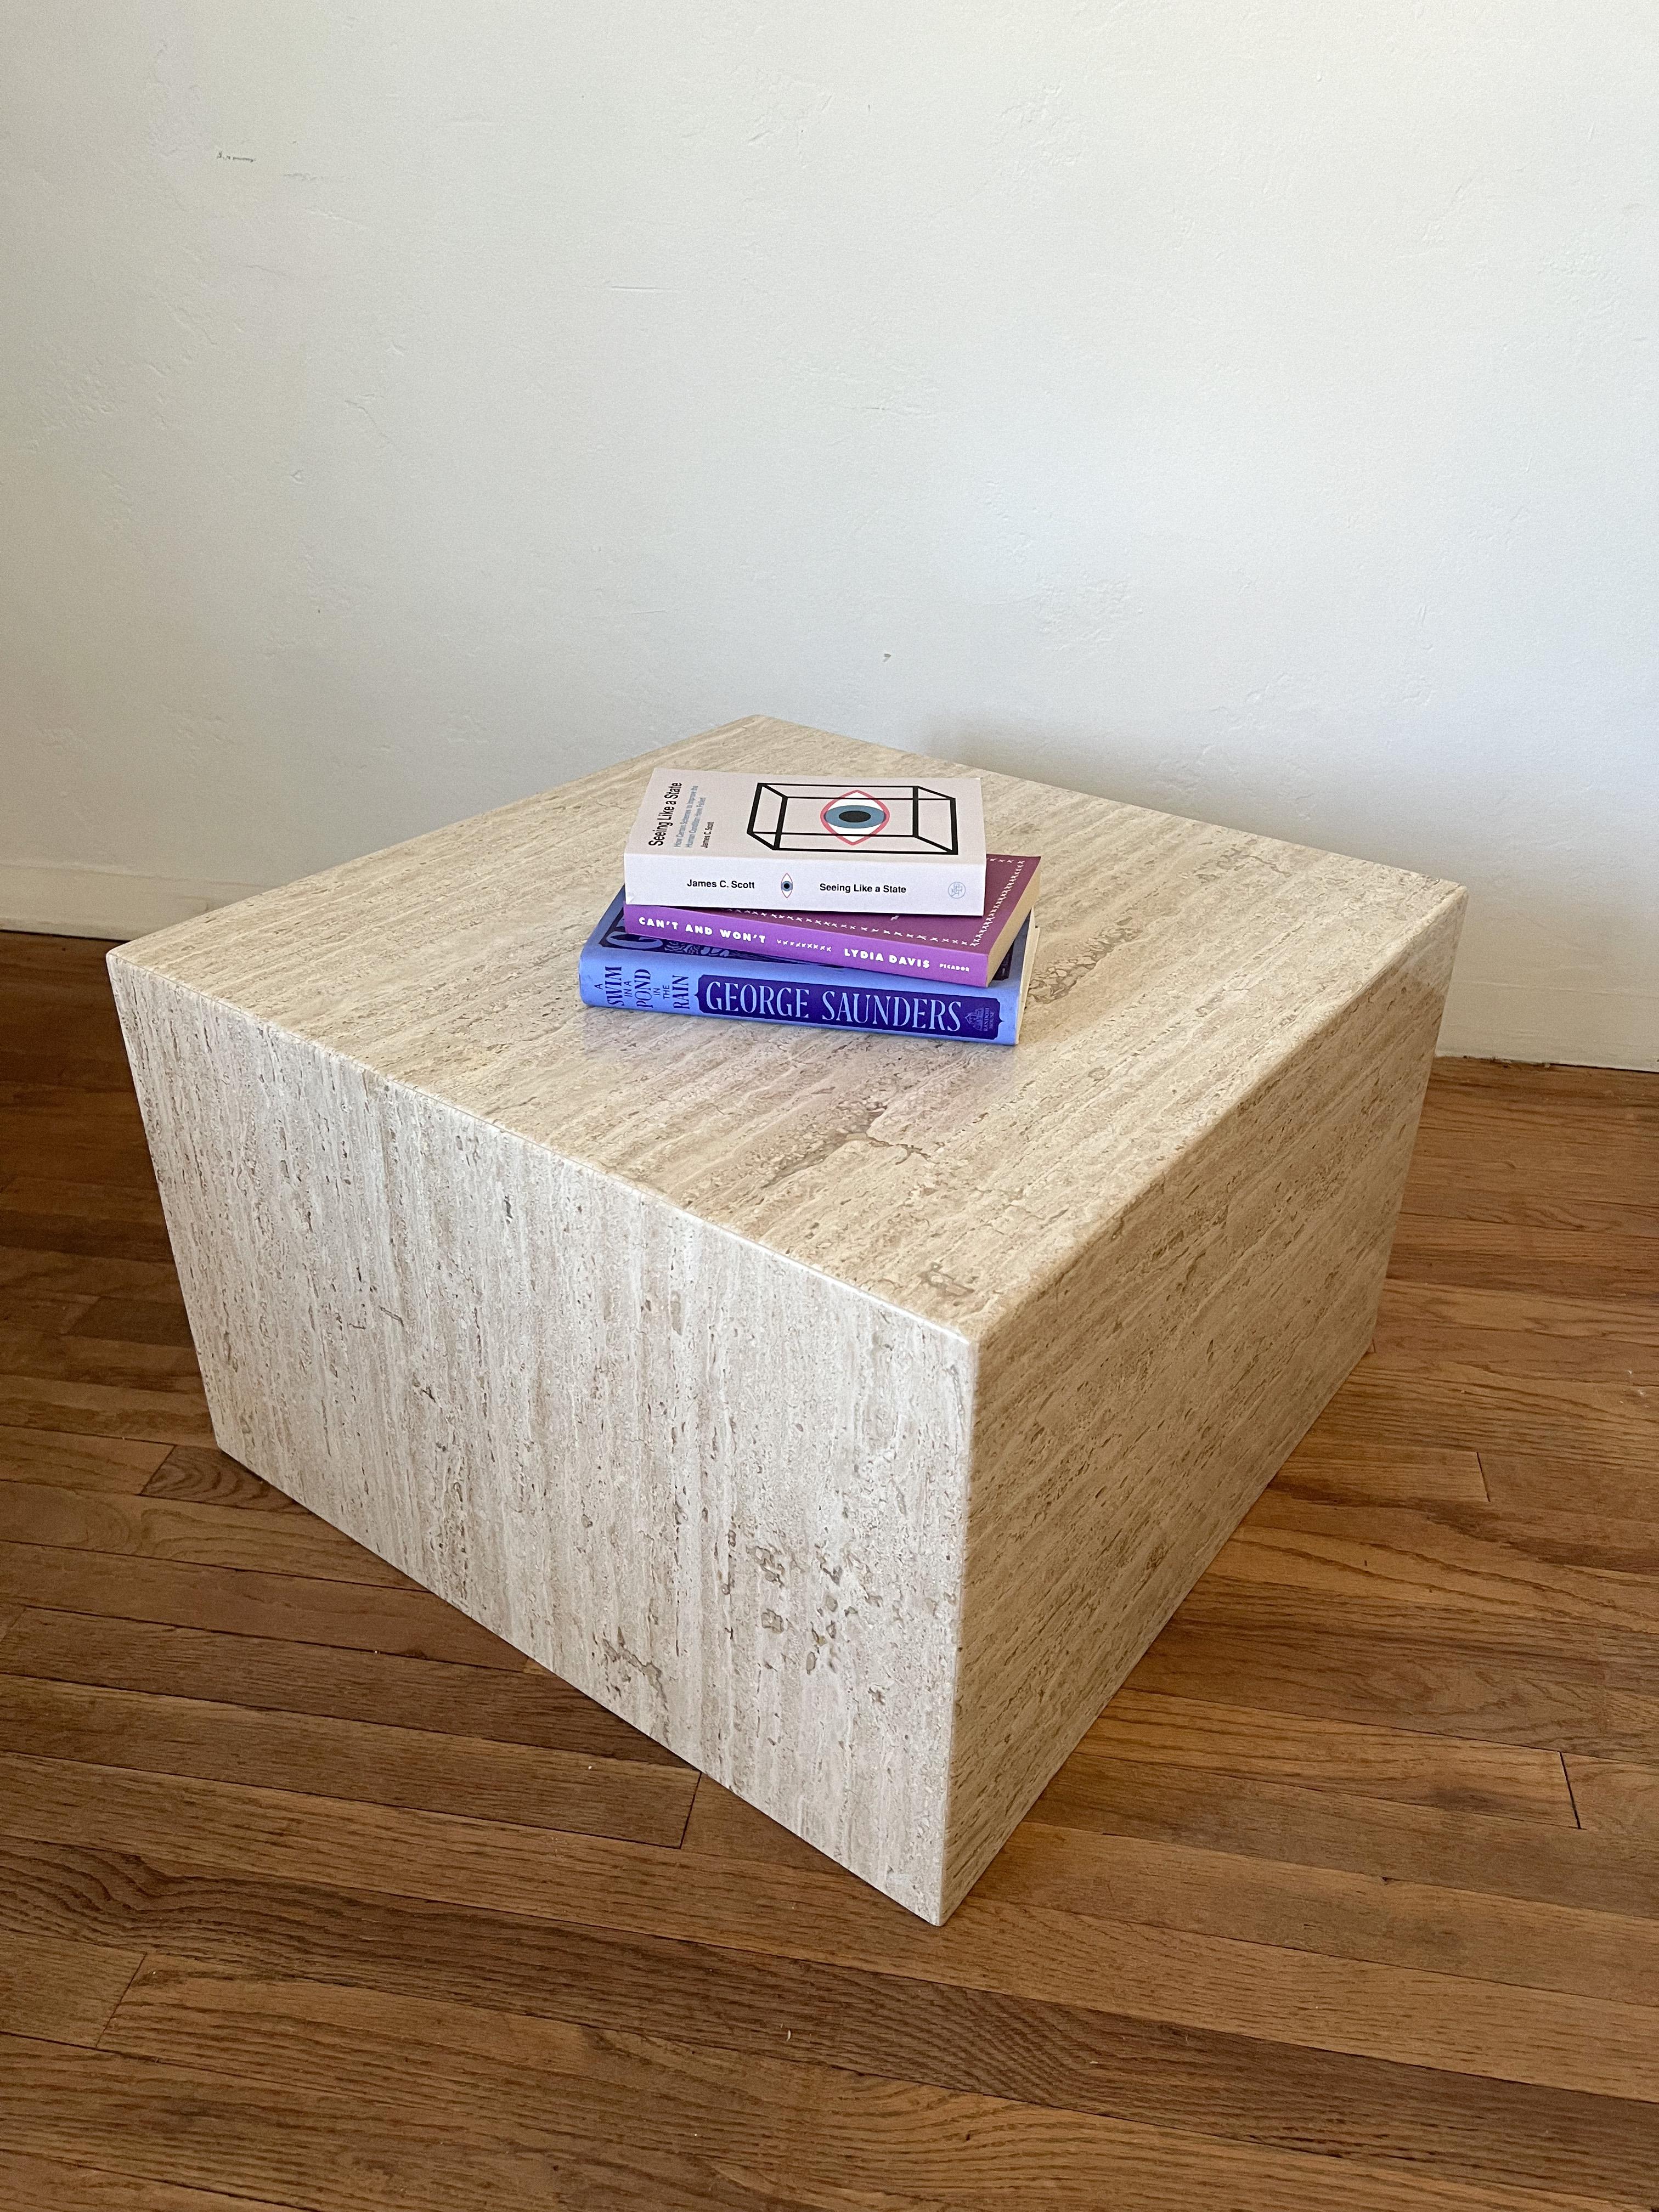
<box><xmin>579</xmin><ymin>771</ymin><xmax>1041</xmax><ymax>1045</ymax></box>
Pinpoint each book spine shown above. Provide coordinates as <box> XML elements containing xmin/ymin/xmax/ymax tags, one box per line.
<box><xmin>579</xmin><ymin>943</ymin><xmax>1018</xmax><ymax>1043</ymax></box>
<box><xmin>619</xmin><ymin>904</ymin><xmax>992</xmax><ymax>988</ymax></box>
<box><xmin>624</xmin><ymin>850</ymin><xmax>988</xmax><ymax>918</ymax></box>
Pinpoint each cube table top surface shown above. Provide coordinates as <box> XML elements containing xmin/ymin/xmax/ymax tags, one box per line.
<box><xmin>114</xmin><ymin>718</ymin><xmax>1463</xmax><ymax>1341</ymax></box>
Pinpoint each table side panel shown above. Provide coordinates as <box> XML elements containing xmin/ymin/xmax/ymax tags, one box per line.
<box><xmin>108</xmin><ymin>958</ymin><xmax>974</xmax><ymax>1920</ymax></box>
<box><xmin>940</xmin><ymin>894</ymin><xmax>1464</xmax><ymax>1913</ymax></box>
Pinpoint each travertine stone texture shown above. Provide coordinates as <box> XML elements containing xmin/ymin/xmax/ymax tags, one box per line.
<box><xmin>109</xmin><ymin>718</ymin><xmax>1464</xmax><ymax>1921</ymax></box>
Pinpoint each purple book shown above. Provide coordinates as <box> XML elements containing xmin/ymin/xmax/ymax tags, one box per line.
<box><xmin>623</xmin><ymin>854</ymin><xmax>1041</xmax><ymax>990</ymax></box>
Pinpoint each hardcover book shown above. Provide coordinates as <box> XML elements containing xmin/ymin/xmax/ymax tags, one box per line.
<box><xmin>623</xmin><ymin>770</ymin><xmax>987</xmax><ymax>915</ymax></box>
<box><xmin>623</xmin><ymin>854</ymin><xmax>1041</xmax><ymax>990</ymax></box>
<box><xmin>579</xmin><ymin>893</ymin><xmax>1036</xmax><ymax>1045</ymax></box>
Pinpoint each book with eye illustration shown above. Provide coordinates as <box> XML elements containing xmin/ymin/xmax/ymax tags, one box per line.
<box><xmin>623</xmin><ymin>770</ymin><xmax>988</xmax><ymax>915</ymax></box>
<box><xmin>579</xmin><ymin>892</ymin><xmax>1036</xmax><ymax>1045</ymax></box>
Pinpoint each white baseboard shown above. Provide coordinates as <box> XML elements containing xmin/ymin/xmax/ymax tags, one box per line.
<box><xmin>0</xmin><ymin>862</ymin><xmax>273</xmax><ymax>944</ymax></box>
<box><xmin>1438</xmin><ymin>977</ymin><xmax>1658</xmax><ymax>1073</ymax></box>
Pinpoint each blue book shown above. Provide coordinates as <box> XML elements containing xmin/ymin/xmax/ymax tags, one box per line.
<box><xmin>579</xmin><ymin>891</ymin><xmax>1036</xmax><ymax>1045</ymax></box>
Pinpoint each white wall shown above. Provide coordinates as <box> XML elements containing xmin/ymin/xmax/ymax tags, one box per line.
<box><xmin>3</xmin><ymin>3</ymin><xmax>1655</xmax><ymax>1065</ymax></box>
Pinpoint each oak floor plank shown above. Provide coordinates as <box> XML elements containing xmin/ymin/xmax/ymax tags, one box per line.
<box><xmin>1124</xmin><ymin>1595</ymin><xmax>1659</xmax><ymax>1758</ymax></box>
<box><xmin>0</xmin><ymin>1322</ymin><xmax>201</xmax><ymax>1390</ymax></box>
<box><xmin>1402</xmin><ymin>1132</ymin><xmax>1658</xmax><ymax>1200</ymax></box>
<box><xmin>970</xmin><ymin>1819</ymin><xmax>1659</xmax><ymax>2010</ymax></box>
<box><xmin>10</xmin><ymin>1805</ymin><xmax>1654</xmax><ymax>2196</ymax></box>
<box><xmin>0</xmin><ymin>2034</ymin><xmax>798</xmax><ymax>2212</ymax></box>
<box><xmin>0</xmin><ymin>2149</ymin><xmax>300</xmax><ymax>2212</ymax></box>
<box><xmin>1374</xmin><ymin>1278</ymin><xmax>1659</xmax><ymax>1350</ymax></box>
<box><xmin>0</xmin><ymin>1081</ymin><xmax>146</xmax><ymax>1119</ymax></box>
<box><xmin>0</xmin><ymin>1245</ymin><xmax>184</xmax><ymax>1301</ymax></box>
<box><xmin>0</xmin><ymin>1070</ymin><xmax>148</xmax><ymax>1111</ymax></box>
<box><xmin>0</xmin><ymin>1176</ymin><xmax>167</xmax><ymax>1229</ymax></box>
<box><xmin>0</xmin><ymin>1675</ymin><xmax>696</xmax><ymax>1843</ymax></box>
<box><xmin>70</xmin><ymin>1299</ymin><xmax>198</xmax><ymax>1349</ymax></box>
<box><xmin>0</xmin><ymin>1542</ymin><xmax>526</xmax><ymax>1668</ymax></box>
<box><xmin>1404</xmin><ymin>1116</ymin><xmax>1659</xmax><ymax>1181</ymax></box>
<box><xmin>0</xmin><ymin>932</ymin><xmax>122</xmax><ymax>986</ymax></box>
<box><xmin>0</xmin><ymin>1212</ymin><xmax>177</xmax><ymax>1270</ymax></box>
<box><xmin>0</xmin><ymin>1753</ymin><xmax>1653</xmax><ymax>2102</ymax></box>
<box><xmin>1562</xmin><ymin>1756</ymin><xmax>1659</xmax><ymax>1847</ymax></box>
<box><xmin>682</xmin><ymin>1769</ymin><xmax>1657</xmax><ymax>2004</ymax></box>
<box><xmin>0</xmin><ymin>1373</ymin><xmax>215</xmax><ymax>1447</ymax></box>
<box><xmin>1306</xmin><ymin>1361</ymin><xmax>1659</xmax><ymax>1472</ymax></box>
<box><xmin>1415</xmin><ymin>1077</ymin><xmax>1659</xmax><ymax>1138</ymax></box>
<box><xmin>1384</xmin><ymin>1217</ymin><xmax>1659</xmax><ymax>1303</ymax></box>
<box><xmin>0</xmin><ymin>1929</ymin><xmax>144</xmax><ymax>2047</ymax></box>
<box><xmin>0</xmin><ymin>1609</ymin><xmax>687</xmax><ymax>1764</ymax></box>
<box><xmin>1267</xmin><ymin>1440</ymin><xmax>1488</xmax><ymax>1506</ymax></box>
<box><xmin>55</xmin><ymin>1849</ymin><xmax>1659</xmax><ymax>2212</ymax></box>
<box><xmin>1370</xmin><ymin>1306</ymin><xmax>1659</xmax><ymax>1383</ymax></box>
<box><xmin>0</xmin><ymin>1135</ymin><xmax>161</xmax><ymax>1191</ymax></box>
<box><xmin>139</xmin><ymin>1445</ymin><xmax>307</xmax><ymax>1511</ymax></box>
<box><xmin>1482</xmin><ymin>1452</ymin><xmax>1659</xmax><ymax>1522</ymax></box>
<box><xmin>0</xmin><ymin>1426</ymin><xmax>170</xmax><ymax>1493</ymax></box>
<box><xmin>0</xmin><ymin>1479</ymin><xmax>415</xmax><ymax>1587</ymax></box>
<box><xmin>1399</xmin><ymin>1138</ymin><xmax>1659</xmax><ymax>1238</ymax></box>
<box><xmin>1207</xmin><ymin>1490</ymin><xmax>1659</xmax><ymax>1632</ymax></box>
<box><xmin>1426</xmin><ymin>1059</ymin><xmax>1659</xmax><ymax>1110</ymax></box>
<box><xmin>86</xmin><ymin>1964</ymin><xmax>1645</xmax><ymax>2212</ymax></box>
<box><xmin>18</xmin><ymin>1825</ymin><xmax>1635</xmax><ymax>2204</ymax></box>
<box><xmin>682</xmin><ymin>1775</ymin><xmax>844</xmax><ymax>1873</ymax></box>
<box><xmin>0</xmin><ymin>1290</ymin><xmax>97</xmax><ymax>1333</ymax></box>
<box><xmin>0</xmin><ymin>1022</ymin><xmax>130</xmax><ymax>1055</ymax></box>
<box><xmin>1073</xmin><ymin>1688</ymin><xmax>1575</xmax><ymax>1822</ymax></box>
<box><xmin>1019</xmin><ymin>1754</ymin><xmax>1659</xmax><ymax>1918</ymax></box>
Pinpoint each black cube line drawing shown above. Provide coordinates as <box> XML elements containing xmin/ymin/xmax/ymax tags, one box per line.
<box><xmin>744</xmin><ymin>782</ymin><xmax>961</xmax><ymax>855</ymax></box>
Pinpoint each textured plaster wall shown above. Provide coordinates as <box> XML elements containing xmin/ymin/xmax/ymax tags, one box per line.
<box><xmin>3</xmin><ymin>4</ymin><xmax>1655</xmax><ymax>1063</ymax></box>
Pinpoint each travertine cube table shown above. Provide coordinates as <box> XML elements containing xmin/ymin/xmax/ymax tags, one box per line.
<box><xmin>110</xmin><ymin>718</ymin><xmax>1464</xmax><ymax>1923</ymax></box>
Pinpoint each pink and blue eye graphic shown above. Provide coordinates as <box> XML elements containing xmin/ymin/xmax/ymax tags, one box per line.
<box><xmin>819</xmin><ymin>793</ymin><xmax>891</xmax><ymax>844</ymax></box>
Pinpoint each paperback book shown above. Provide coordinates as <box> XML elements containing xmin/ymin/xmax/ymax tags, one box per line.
<box><xmin>579</xmin><ymin>893</ymin><xmax>1035</xmax><ymax>1045</ymax></box>
<box><xmin>623</xmin><ymin>770</ymin><xmax>987</xmax><ymax>915</ymax></box>
<box><xmin>623</xmin><ymin>854</ymin><xmax>1040</xmax><ymax>990</ymax></box>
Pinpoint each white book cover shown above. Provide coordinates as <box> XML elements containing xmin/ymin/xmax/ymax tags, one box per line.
<box><xmin>623</xmin><ymin>771</ymin><xmax>987</xmax><ymax>915</ymax></box>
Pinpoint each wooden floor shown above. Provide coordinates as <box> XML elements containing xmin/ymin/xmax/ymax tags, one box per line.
<box><xmin>1</xmin><ymin>930</ymin><xmax>1656</xmax><ymax>2212</ymax></box>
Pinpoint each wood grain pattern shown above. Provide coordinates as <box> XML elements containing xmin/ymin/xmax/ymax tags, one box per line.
<box><xmin>1562</xmin><ymin>1755</ymin><xmax>1659</xmax><ymax>1844</ymax></box>
<box><xmin>0</xmin><ymin>1928</ymin><xmax>143</xmax><ymax>2046</ymax></box>
<box><xmin>3</xmin><ymin>1749</ymin><xmax>1654</xmax><ymax>2103</ymax></box>
<box><xmin>22</xmin><ymin>2025</ymin><xmax>1556</xmax><ymax>2212</ymax></box>
<box><xmin>8</xmin><ymin>1823</ymin><xmax>1646</xmax><ymax>2208</ymax></box>
<box><xmin>1074</xmin><ymin>1687</ymin><xmax>1575</xmax><ymax>1821</ymax></box>
<box><xmin>108</xmin><ymin>716</ymin><xmax>1463</xmax><ymax>1919</ymax></box>
<box><xmin>0</xmin><ymin>1542</ymin><xmax>524</xmax><ymax>1667</ymax></box>
<box><xmin>139</xmin><ymin>1446</ymin><xmax>306</xmax><ymax>1510</ymax></box>
<box><xmin>0</xmin><ymin>1673</ymin><xmax>695</xmax><ymax>1842</ymax></box>
<box><xmin>0</xmin><ymin>1480</ymin><xmax>416</xmax><ymax>1585</ymax></box>
<box><xmin>0</xmin><ymin>1374</ymin><xmax>214</xmax><ymax>1446</ymax></box>
<box><xmin>0</xmin><ymin>1607</ymin><xmax>687</xmax><ymax>1762</ymax></box>
<box><xmin>0</xmin><ymin>2149</ymin><xmax>299</xmax><ymax>2212</ymax></box>
<box><xmin>0</xmin><ymin>1322</ymin><xmax>200</xmax><ymax>1390</ymax></box>
<box><xmin>1482</xmin><ymin>1452</ymin><xmax>1659</xmax><ymax>1521</ymax></box>
<box><xmin>87</xmin><ymin>1961</ymin><xmax>1651</xmax><ymax>2212</ymax></box>
<box><xmin>0</xmin><ymin>926</ymin><xmax>1652</xmax><ymax>2207</ymax></box>
<box><xmin>1268</xmin><ymin>1438</ymin><xmax>1489</xmax><ymax>1506</ymax></box>
<box><xmin>68</xmin><ymin>1299</ymin><xmax>196</xmax><ymax>1347</ymax></box>
<box><xmin>1123</xmin><ymin>1599</ymin><xmax>1659</xmax><ymax>1757</ymax></box>
<box><xmin>1022</xmin><ymin>1755</ymin><xmax>1659</xmax><ymax>1919</ymax></box>
<box><xmin>0</xmin><ymin>1426</ymin><xmax>169</xmax><ymax>1492</ymax></box>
